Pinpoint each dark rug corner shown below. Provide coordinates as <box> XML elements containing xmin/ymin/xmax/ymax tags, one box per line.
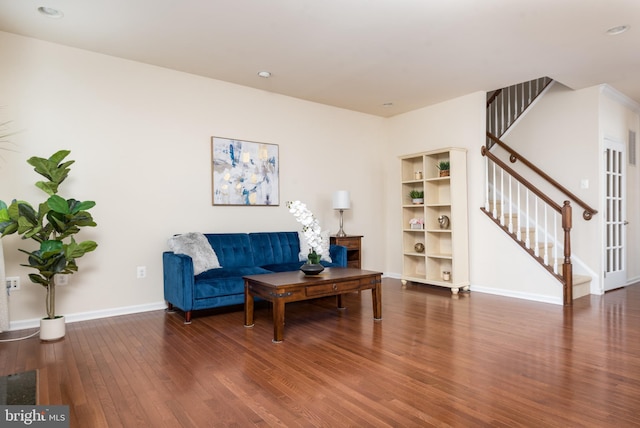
<box><xmin>0</xmin><ymin>370</ymin><xmax>37</xmax><ymax>405</ymax></box>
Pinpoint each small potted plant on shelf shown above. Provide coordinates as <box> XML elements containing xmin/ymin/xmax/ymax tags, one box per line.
<box><xmin>437</xmin><ymin>161</ymin><xmax>450</xmax><ymax>177</ymax></box>
<box><xmin>409</xmin><ymin>218</ymin><xmax>424</xmax><ymax>229</ymax></box>
<box><xmin>409</xmin><ymin>190</ymin><xmax>424</xmax><ymax>204</ymax></box>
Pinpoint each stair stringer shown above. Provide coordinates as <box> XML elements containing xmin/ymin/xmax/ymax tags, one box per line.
<box><xmin>474</xmin><ymin>211</ymin><xmax>565</xmax><ymax>305</ymax></box>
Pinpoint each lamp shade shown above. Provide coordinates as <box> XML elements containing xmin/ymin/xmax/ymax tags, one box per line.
<box><xmin>332</xmin><ymin>191</ymin><xmax>351</xmax><ymax>210</ymax></box>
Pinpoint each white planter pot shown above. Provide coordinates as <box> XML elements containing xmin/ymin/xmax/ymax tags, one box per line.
<box><xmin>40</xmin><ymin>316</ymin><xmax>66</xmax><ymax>341</ymax></box>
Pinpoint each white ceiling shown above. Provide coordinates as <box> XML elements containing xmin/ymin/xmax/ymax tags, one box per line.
<box><xmin>1</xmin><ymin>0</ymin><xmax>639</xmax><ymax>117</ymax></box>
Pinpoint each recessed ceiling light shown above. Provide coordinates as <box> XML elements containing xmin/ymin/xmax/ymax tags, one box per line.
<box><xmin>38</xmin><ymin>6</ymin><xmax>64</xmax><ymax>18</ymax></box>
<box><xmin>257</xmin><ymin>71</ymin><xmax>271</xmax><ymax>78</ymax></box>
<box><xmin>606</xmin><ymin>25</ymin><xmax>629</xmax><ymax>36</ymax></box>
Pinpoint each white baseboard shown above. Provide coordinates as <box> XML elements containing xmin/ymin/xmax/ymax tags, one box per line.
<box><xmin>8</xmin><ymin>301</ymin><xmax>168</xmax><ymax>332</ymax></box>
<box><xmin>469</xmin><ymin>284</ymin><xmax>563</xmax><ymax>305</ymax></box>
<box><xmin>627</xmin><ymin>276</ymin><xmax>640</xmax><ymax>286</ymax></box>
<box><xmin>387</xmin><ymin>271</ymin><xmax>566</xmax><ymax>305</ymax></box>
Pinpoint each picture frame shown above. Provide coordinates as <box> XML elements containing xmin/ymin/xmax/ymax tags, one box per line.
<box><xmin>211</xmin><ymin>137</ymin><xmax>279</xmax><ymax>206</ymax></box>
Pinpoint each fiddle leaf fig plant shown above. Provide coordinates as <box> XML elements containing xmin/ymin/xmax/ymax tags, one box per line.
<box><xmin>0</xmin><ymin>150</ymin><xmax>97</xmax><ymax>319</ymax></box>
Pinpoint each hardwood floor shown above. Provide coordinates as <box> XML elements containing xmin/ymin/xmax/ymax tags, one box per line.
<box><xmin>1</xmin><ymin>278</ymin><xmax>640</xmax><ymax>427</ymax></box>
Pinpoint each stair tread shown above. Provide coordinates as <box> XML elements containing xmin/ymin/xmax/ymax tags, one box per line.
<box><xmin>573</xmin><ymin>274</ymin><xmax>591</xmax><ymax>286</ymax></box>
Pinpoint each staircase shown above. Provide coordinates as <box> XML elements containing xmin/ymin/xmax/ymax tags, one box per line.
<box><xmin>486</xmin><ymin>76</ymin><xmax>553</xmax><ymax>142</ymax></box>
<box><xmin>485</xmin><ymin>200</ymin><xmax>592</xmax><ymax>300</ymax></box>
<box><xmin>483</xmin><ymin>77</ymin><xmax>597</xmax><ymax>304</ymax></box>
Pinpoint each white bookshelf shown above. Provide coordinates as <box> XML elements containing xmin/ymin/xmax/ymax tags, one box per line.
<box><xmin>399</xmin><ymin>148</ymin><xmax>469</xmax><ymax>294</ymax></box>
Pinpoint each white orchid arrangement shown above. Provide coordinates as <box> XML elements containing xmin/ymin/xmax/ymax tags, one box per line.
<box><xmin>287</xmin><ymin>200</ymin><xmax>323</xmax><ymax>264</ymax></box>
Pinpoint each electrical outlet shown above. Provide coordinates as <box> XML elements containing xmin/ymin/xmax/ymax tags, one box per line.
<box><xmin>137</xmin><ymin>266</ymin><xmax>146</xmax><ymax>279</ymax></box>
<box><xmin>6</xmin><ymin>276</ymin><xmax>20</xmax><ymax>291</ymax></box>
<box><xmin>55</xmin><ymin>274</ymin><xmax>69</xmax><ymax>286</ymax></box>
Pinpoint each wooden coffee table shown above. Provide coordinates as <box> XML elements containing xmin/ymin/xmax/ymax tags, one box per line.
<box><xmin>244</xmin><ymin>268</ymin><xmax>382</xmax><ymax>343</ymax></box>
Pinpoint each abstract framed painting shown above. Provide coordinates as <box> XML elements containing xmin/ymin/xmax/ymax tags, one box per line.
<box><xmin>211</xmin><ymin>137</ymin><xmax>279</xmax><ymax>206</ymax></box>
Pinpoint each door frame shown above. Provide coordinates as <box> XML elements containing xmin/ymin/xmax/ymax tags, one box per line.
<box><xmin>602</xmin><ymin>136</ymin><xmax>627</xmax><ymax>292</ymax></box>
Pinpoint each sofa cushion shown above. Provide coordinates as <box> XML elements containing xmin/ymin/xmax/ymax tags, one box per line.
<box><xmin>261</xmin><ymin>262</ymin><xmax>305</xmax><ymax>272</ymax></box>
<box><xmin>249</xmin><ymin>232</ymin><xmax>300</xmax><ymax>266</ymax></box>
<box><xmin>196</xmin><ymin>265</ymin><xmax>270</xmax><ymax>281</ymax></box>
<box><xmin>262</xmin><ymin>259</ymin><xmax>342</xmax><ymax>273</ymax></box>
<box><xmin>205</xmin><ymin>233</ymin><xmax>255</xmax><ymax>268</ymax></box>
<box><xmin>194</xmin><ymin>266</ymin><xmax>271</xmax><ymax>299</ymax></box>
<box><xmin>168</xmin><ymin>232</ymin><xmax>220</xmax><ymax>275</ymax></box>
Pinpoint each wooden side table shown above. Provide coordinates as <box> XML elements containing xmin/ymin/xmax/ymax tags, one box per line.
<box><xmin>330</xmin><ymin>235</ymin><xmax>363</xmax><ymax>268</ymax></box>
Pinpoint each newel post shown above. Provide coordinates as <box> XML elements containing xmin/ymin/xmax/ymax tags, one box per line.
<box><xmin>562</xmin><ymin>201</ymin><xmax>573</xmax><ymax>305</ymax></box>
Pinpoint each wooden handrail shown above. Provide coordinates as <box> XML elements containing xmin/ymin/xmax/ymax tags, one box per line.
<box><xmin>486</xmin><ymin>132</ymin><xmax>598</xmax><ymax>220</ymax></box>
<box><xmin>486</xmin><ymin>89</ymin><xmax>502</xmax><ymax>108</ymax></box>
<box><xmin>481</xmin><ymin>146</ymin><xmax>562</xmax><ymax>213</ymax></box>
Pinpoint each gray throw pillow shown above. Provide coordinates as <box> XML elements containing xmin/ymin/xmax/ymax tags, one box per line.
<box><xmin>168</xmin><ymin>232</ymin><xmax>221</xmax><ymax>275</ymax></box>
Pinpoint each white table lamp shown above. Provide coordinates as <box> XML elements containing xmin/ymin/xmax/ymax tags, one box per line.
<box><xmin>333</xmin><ymin>190</ymin><xmax>351</xmax><ymax>237</ymax></box>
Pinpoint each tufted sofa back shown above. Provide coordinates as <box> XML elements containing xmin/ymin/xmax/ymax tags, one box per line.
<box><xmin>249</xmin><ymin>232</ymin><xmax>300</xmax><ymax>267</ymax></box>
<box><xmin>204</xmin><ymin>233</ymin><xmax>255</xmax><ymax>268</ymax></box>
<box><xmin>204</xmin><ymin>232</ymin><xmax>301</xmax><ymax>268</ymax></box>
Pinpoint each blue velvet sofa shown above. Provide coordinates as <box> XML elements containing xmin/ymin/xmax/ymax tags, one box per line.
<box><xmin>163</xmin><ymin>231</ymin><xmax>347</xmax><ymax>323</ymax></box>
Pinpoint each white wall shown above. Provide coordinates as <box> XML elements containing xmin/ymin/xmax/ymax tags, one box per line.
<box><xmin>384</xmin><ymin>92</ymin><xmax>485</xmax><ymax>276</ymax></box>
<box><xmin>0</xmin><ymin>31</ymin><xmax>387</xmax><ymax>327</ymax></box>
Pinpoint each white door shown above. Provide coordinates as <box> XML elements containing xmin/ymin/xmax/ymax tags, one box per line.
<box><xmin>604</xmin><ymin>138</ymin><xmax>627</xmax><ymax>291</ymax></box>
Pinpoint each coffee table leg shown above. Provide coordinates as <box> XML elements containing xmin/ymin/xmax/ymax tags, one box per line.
<box><xmin>336</xmin><ymin>294</ymin><xmax>345</xmax><ymax>309</ymax></box>
<box><xmin>372</xmin><ymin>277</ymin><xmax>382</xmax><ymax>320</ymax></box>
<box><xmin>272</xmin><ymin>299</ymin><xmax>285</xmax><ymax>343</ymax></box>
<box><xmin>244</xmin><ymin>280</ymin><xmax>254</xmax><ymax>328</ymax></box>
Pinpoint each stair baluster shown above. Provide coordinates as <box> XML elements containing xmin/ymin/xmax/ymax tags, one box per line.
<box><xmin>508</xmin><ymin>175</ymin><xmax>513</xmax><ymax>233</ymax></box>
<box><xmin>553</xmin><ymin>211</ymin><xmax>558</xmax><ymax>275</ymax></box>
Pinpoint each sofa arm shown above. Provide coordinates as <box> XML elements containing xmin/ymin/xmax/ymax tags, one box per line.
<box><xmin>163</xmin><ymin>251</ymin><xmax>195</xmax><ymax>312</ymax></box>
<box><xmin>329</xmin><ymin>244</ymin><xmax>347</xmax><ymax>267</ymax></box>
